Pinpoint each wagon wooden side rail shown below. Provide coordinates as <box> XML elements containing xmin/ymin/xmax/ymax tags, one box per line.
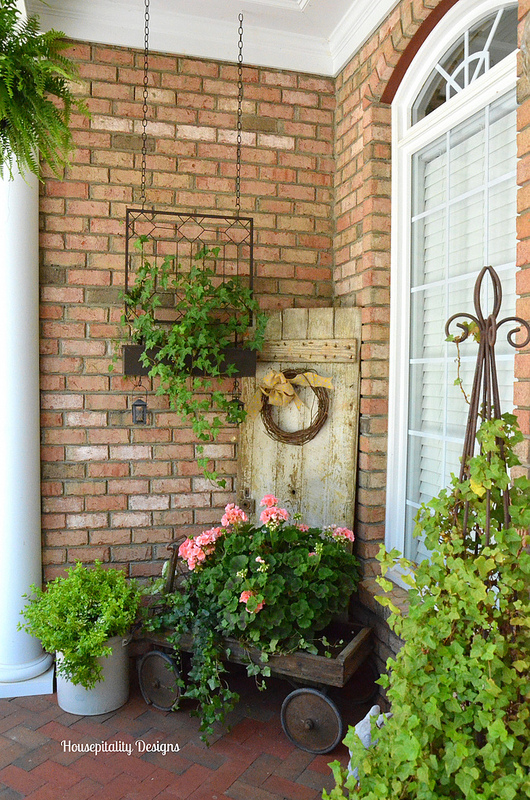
<box><xmin>138</xmin><ymin>622</ymin><xmax>375</xmax><ymax>754</ymax></box>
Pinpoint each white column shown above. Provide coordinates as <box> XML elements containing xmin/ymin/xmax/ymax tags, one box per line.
<box><xmin>0</xmin><ymin>169</ymin><xmax>54</xmax><ymax>696</ymax></box>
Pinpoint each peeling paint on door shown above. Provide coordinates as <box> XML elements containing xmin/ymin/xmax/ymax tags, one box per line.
<box><xmin>237</xmin><ymin>307</ymin><xmax>361</xmax><ymax>529</ymax></box>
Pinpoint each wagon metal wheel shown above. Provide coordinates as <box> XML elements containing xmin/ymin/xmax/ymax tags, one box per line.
<box><xmin>138</xmin><ymin>650</ymin><xmax>181</xmax><ymax>711</ymax></box>
<box><xmin>281</xmin><ymin>687</ymin><xmax>343</xmax><ymax>754</ymax></box>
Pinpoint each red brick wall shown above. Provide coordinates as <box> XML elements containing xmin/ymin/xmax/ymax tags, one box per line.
<box><xmin>39</xmin><ymin>44</ymin><xmax>335</xmax><ymax>579</ymax></box>
<box><xmin>333</xmin><ymin>0</ymin><xmax>437</xmax><ymax>591</ymax></box>
<box><xmin>333</xmin><ymin>0</ymin><xmax>530</xmax><ymax>665</ymax></box>
<box><xmin>39</xmin><ymin>0</ymin><xmax>530</xmax><ymax>619</ymax></box>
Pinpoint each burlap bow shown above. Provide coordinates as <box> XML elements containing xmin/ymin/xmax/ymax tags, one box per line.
<box><xmin>246</xmin><ymin>370</ymin><xmax>333</xmax><ymax>417</ymax></box>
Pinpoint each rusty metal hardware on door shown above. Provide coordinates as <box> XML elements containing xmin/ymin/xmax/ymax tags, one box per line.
<box><xmin>239</xmin><ymin>488</ymin><xmax>255</xmax><ymax>515</ymax></box>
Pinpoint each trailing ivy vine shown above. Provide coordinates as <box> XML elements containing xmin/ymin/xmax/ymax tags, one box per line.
<box><xmin>120</xmin><ymin>239</ymin><xmax>267</xmax><ymax>485</ymax></box>
<box><xmin>325</xmin><ymin>413</ymin><xmax>530</xmax><ymax>800</ymax></box>
<box><xmin>144</xmin><ymin>497</ymin><xmax>360</xmax><ymax>742</ymax></box>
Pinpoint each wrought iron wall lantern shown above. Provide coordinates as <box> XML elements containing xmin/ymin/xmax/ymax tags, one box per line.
<box><xmin>131</xmin><ymin>380</ymin><xmax>148</xmax><ymax>424</ymax></box>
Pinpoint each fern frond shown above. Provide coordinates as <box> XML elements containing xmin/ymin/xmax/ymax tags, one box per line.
<box><xmin>0</xmin><ymin>0</ymin><xmax>89</xmax><ymax>179</ymax></box>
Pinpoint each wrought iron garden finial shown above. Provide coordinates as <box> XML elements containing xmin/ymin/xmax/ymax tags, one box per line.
<box><xmin>445</xmin><ymin>266</ymin><xmax>530</xmax><ymax>545</ymax></box>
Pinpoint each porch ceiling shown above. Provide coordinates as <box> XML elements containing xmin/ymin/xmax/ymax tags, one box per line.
<box><xmin>26</xmin><ymin>0</ymin><xmax>399</xmax><ymax>76</ymax></box>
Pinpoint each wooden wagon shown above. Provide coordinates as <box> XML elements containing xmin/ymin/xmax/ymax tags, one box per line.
<box><xmin>137</xmin><ymin>542</ymin><xmax>376</xmax><ymax>754</ymax></box>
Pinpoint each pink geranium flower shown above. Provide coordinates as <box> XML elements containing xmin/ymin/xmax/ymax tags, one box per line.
<box><xmin>194</xmin><ymin>528</ymin><xmax>225</xmax><ymax>556</ymax></box>
<box><xmin>178</xmin><ymin>537</ymin><xmax>207</xmax><ymax>571</ymax></box>
<box><xmin>259</xmin><ymin>506</ymin><xmax>289</xmax><ymax>525</ymax></box>
<box><xmin>296</xmin><ymin>523</ymin><xmax>309</xmax><ymax>532</ymax></box>
<box><xmin>195</xmin><ymin>527</ymin><xmax>224</xmax><ymax>549</ymax></box>
<box><xmin>239</xmin><ymin>589</ymin><xmax>265</xmax><ymax>613</ymax></box>
<box><xmin>333</xmin><ymin>527</ymin><xmax>355</xmax><ymax>543</ymax></box>
<box><xmin>260</xmin><ymin>494</ymin><xmax>278</xmax><ymax>508</ymax></box>
<box><xmin>179</xmin><ymin>527</ymin><xmax>226</xmax><ymax>570</ymax></box>
<box><xmin>221</xmin><ymin>503</ymin><xmax>248</xmax><ymax>527</ymax></box>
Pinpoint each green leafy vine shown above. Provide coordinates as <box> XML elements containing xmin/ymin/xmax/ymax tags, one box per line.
<box><xmin>144</xmin><ymin>498</ymin><xmax>360</xmax><ymax>742</ymax></box>
<box><xmin>119</xmin><ymin>238</ymin><xmax>267</xmax><ymax>486</ymax></box>
<box><xmin>446</xmin><ymin>320</ymin><xmax>481</xmax><ymax>406</ymax></box>
<box><xmin>325</xmin><ymin>413</ymin><xmax>530</xmax><ymax>800</ymax></box>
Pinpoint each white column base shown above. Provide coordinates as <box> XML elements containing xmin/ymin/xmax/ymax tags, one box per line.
<box><xmin>0</xmin><ymin>664</ymin><xmax>55</xmax><ymax>699</ymax></box>
<box><xmin>0</xmin><ymin>651</ymin><xmax>54</xmax><ymax>684</ymax></box>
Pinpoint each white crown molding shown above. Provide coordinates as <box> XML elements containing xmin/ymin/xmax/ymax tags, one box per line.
<box><xmin>151</xmin><ymin>13</ymin><xmax>332</xmax><ymax>75</ymax></box>
<box><xmin>27</xmin><ymin>0</ymin><xmax>398</xmax><ymax>77</ymax></box>
<box><xmin>329</xmin><ymin>0</ymin><xmax>401</xmax><ymax>75</ymax></box>
<box><xmin>27</xmin><ymin>0</ymin><xmax>333</xmax><ymax>74</ymax></box>
<box><xmin>243</xmin><ymin>0</ymin><xmax>310</xmax><ymax>9</ymax></box>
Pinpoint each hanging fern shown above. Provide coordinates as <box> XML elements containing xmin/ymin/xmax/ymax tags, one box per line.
<box><xmin>0</xmin><ymin>0</ymin><xmax>87</xmax><ymax>178</ymax></box>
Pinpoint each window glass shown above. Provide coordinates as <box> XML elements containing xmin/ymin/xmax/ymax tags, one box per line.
<box><xmin>412</xmin><ymin>5</ymin><xmax>517</xmax><ymax>123</ymax></box>
<box><xmin>404</xmin><ymin>89</ymin><xmax>516</xmax><ymax>562</ymax></box>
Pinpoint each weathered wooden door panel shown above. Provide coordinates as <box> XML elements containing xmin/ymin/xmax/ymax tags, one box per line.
<box><xmin>238</xmin><ymin>308</ymin><xmax>361</xmax><ymax>529</ymax></box>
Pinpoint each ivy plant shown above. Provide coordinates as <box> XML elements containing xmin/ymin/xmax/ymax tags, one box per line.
<box><xmin>325</xmin><ymin>413</ymin><xmax>530</xmax><ymax>800</ymax></box>
<box><xmin>0</xmin><ymin>0</ymin><xmax>87</xmax><ymax>178</ymax></box>
<box><xmin>120</xmin><ymin>238</ymin><xmax>267</xmax><ymax>485</ymax></box>
<box><xmin>19</xmin><ymin>561</ymin><xmax>141</xmax><ymax>689</ymax></box>
<box><xmin>144</xmin><ymin>496</ymin><xmax>360</xmax><ymax>742</ymax></box>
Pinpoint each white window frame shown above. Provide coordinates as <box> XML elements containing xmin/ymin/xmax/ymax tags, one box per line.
<box><xmin>385</xmin><ymin>0</ymin><xmax>517</xmax><ymax>570</ymax></box>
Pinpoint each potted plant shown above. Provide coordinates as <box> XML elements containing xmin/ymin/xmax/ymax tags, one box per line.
<box><xmin>145</xmin><ymin>495</ymin><xmax>360</xmax><ymax>742</ymax></box>
<box><xmin>0</xmin><ymin>0</ymin><xmax>87</xmax><ymax>179</ymax></box>
<box><xmin>19</xmin><ymin>561</ymin><xmax>141</xmax><ymax>715</ymax></box>
<box><xmin>119</xmin><ymin>238</ymin><xmax>267</xmax><ymax>485</ymax></box>
<box><xmin>325</xmin><ymin>413</ymin><xmax>530</xmax><ymax>800</ymax></box>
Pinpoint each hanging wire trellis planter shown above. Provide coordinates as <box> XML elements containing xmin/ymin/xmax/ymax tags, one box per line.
<box><xmin>122</xmin><ymin>209</ymin><xmax>256</xmax><ymax>376</ymax></box>
<box><xmin>122</xmin><ymin>5</ymin><xmax>257</xmax><ymax>379</ymax></box>
<box><xmin>445</xmin><ymin>265</ymin><xmax>530</xmax><ymax>547</ymax></box>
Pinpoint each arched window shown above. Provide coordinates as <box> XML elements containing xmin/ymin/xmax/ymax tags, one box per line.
<box><xmin>412</xmin><ymin>5</ymin><xmax>517</xmax><ymax>122</ymax></box>
<box><xmin>386</xmin><ymin>1</ymin><xmax>518</xmax><ymax>565</ymax></box>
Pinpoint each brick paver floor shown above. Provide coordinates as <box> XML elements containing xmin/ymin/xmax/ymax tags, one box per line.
<box><xmin>0</xmin><ymin>660</ymin><xmax>375</xmax><ymax>800</ymax></box>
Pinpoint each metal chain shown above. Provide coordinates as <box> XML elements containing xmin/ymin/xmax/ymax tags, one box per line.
<box><xmin>235</xmin><ymin>13</ymin><xmax>244</xmax><ymax>217</ymax></box>
<box><xmin>140</xmin><ymin>0</ymin><xmax>150</xmax><ymax>209</ymax></box>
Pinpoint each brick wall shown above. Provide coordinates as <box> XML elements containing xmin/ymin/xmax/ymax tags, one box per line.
<box><xmin>38</xmin><ymin>2</ymin><xmax>530</xmax><ymax>671</ymax></box>
<box><xmin>333</xmin><ymin>2</ymin><xmax>438</xmax><ymax>664</ymax></box>
<box><xmin>334</xmin><ymin>0</ymin><xmax>530</xmax><ymax>667</ymax></box>
<box><xmin>39</xmin><ymin>44</ymin><xmax>335</xmax><ymax>579</ymax></box>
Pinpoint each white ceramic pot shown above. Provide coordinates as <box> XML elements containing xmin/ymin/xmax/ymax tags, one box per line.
<box><xmin>56</xmin><ymin>635</ymin><xmax>130</xmax><ymax>715</ymax></box>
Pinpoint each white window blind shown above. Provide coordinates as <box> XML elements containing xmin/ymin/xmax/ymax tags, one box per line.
<box><xmin>405</xmin><ymin>89</ymin><xmax>516</xmax><ymax>562</ymax></box>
